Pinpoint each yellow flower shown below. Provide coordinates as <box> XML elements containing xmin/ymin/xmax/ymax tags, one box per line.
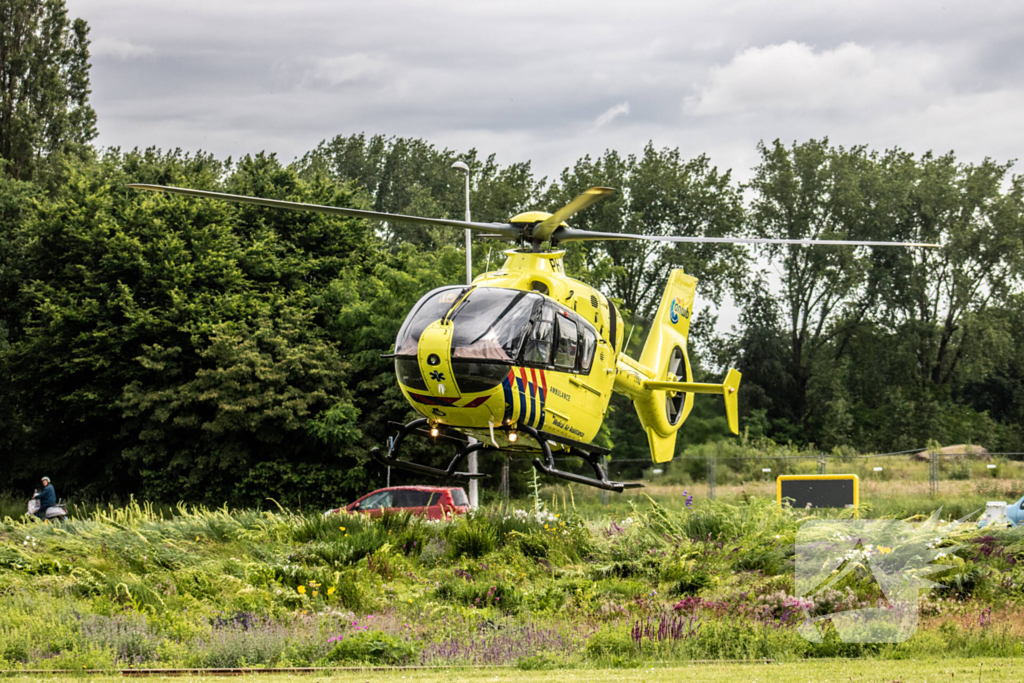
<box><xmin>544</xmin><ymin>524</ymin><xmax>548</xmax><ymax>529</ymax></box>
<box><xmin>297</xmin><ymin>585</ymin><xmax>306</xmax><ymax>594</ymax></box>
<box><xmin>879</xmin><ymin>547</ymin><xmax>893</xmax><ymax>554</ymax></box>
<box><xmin>196</xmin><ymin>536</ymin><xmax>199</xmax><ymax>541</ymax></box>
<box><xmin>340</xmin><ymin>526</ymin><xmax>346</xmax><ymax>531</ymax></box>
<box><xmin>328</xmin><ymin>587</ymin><xmax>336</xmax><ymax>596</ymax></box>
<box><xmin>408</xmin><ymin>598</ymin><xmax>413</xmax><ymax>603</ymax></box>
<box><xmin>312</xmin><ymin>591</ymin><xmax>318</xmax><ymax>597</ymax></box>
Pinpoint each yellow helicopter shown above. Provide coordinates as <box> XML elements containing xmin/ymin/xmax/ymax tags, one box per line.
<box><xmin>128</xmin><ymin>183</ymin><xmax>936</xmax><ymax>491</ymax></box>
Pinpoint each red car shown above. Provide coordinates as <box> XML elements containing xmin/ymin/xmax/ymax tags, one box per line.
<box><xmin>327</xmin><ymin>486</ymin><xmax>470</xmax><ymax>520</ymax></box>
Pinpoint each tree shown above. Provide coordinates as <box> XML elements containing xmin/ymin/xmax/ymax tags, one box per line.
<box><xmin>295</xmin><ymin>133</ymin><xmax>544</xmax><ymax>249</ymax></box>
<box><xmin>746</xmin><ymin>139</ymin><xmax>886</xmax><ymax>434</ymax></box>
<box><xmin>867</xmin><ymin>151</ymin><xmax>1024</xmax><ymax>390</ymax></box>
<box><xmin>0</xmin><ymin>0</ymin><xmax>96</xmax><ymax>181</ymax></box>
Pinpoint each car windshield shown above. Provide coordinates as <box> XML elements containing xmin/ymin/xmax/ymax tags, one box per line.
<box><xmin>449</xmin><ymin>488</ymin><xmax>469</xmax><ymax>506</ymax></box>
<box><xmin>451</xmin><ymin>288</ymin><xmax>540</xmax><ymax>362</ymax></box>
<box><xmin>394</xmin><ymin>286</ymin><xmax>466</xmax><ymax>356</ymax></box>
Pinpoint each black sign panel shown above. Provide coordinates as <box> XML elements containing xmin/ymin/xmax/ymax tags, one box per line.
<box><xmin>778</xmin><ymin>477</ymin><xmax>856</xmax><ymax>509</ymax></box>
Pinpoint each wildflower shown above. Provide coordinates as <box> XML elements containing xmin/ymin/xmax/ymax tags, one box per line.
<box><xmin>297</xmin><ymin>585</ymin><xmax>306</xmax><ymax>594</ymax></box>
<box><xmin>312</xmin><ymin>591</ymin><xmax>318</xmax><ymax>597</ymax></box>
<box><xmin>879</xmin><ymin>547</ymin><xmax>892</xmax><ymax>554</ymax></box>
<box><xmin>340</xmin><ymin>526</ymin><xmax>346</xmax><ymax>531</ymax></box>
<box><xmin>328</xmin><ymin>587</ymin><xmax>336</xmax><ymax>596</ymax></box>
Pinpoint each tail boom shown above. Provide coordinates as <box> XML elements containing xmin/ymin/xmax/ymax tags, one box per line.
<box><xmin>612</xmin><ymin>269</ymin><xmax>742</xmax><ymax>465</ymax></box>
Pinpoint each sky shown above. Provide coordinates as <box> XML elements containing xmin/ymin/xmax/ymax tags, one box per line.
<box><xmin>70</xmin><ymin>0</ymin><xmax>1024</xmax><ymax>331</ymax></box>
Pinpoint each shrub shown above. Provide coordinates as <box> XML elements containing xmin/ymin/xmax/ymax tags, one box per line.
<box><xmin>434</xmin><ymin>580</ymin><xmax>522</xmax><ymax>612</ymax></box>
<box><xmin>446</xmin><ymin>518</ymin><xmax>497</xmax><ymax>559</ymax></box>
<box><xmin>321</xmin><ymin>631</ymin><xmax>418</xmax><ymax>665</ymax></box>
<box><xmin>670</xmin><ymin>569</ymin><xmax>712</xmax><ymax>596</ymax></box>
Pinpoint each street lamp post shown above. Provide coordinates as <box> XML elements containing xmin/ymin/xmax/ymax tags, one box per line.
<box><xmin>451</xmin><ymin>160</ymin><xmax>478</xmax><ymax>508</ymax></box>
<box><xmin>451</xmin><ymin>161</ymin><xmax>471</xmax><ymax>285</ymax></box>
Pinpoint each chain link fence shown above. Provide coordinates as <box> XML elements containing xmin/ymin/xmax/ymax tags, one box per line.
<box><xmin>497</xmin><ymin>448</ymin><xmax>1024</xmax><ymax>508</ymax></box>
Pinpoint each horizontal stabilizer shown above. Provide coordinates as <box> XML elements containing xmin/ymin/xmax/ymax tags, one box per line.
<box><xmin>643</xmin><ymin>369</ymin><xmax>742</xmax><ymax>434</ymax></box>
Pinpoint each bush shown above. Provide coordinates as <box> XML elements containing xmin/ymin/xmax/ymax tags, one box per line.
<box><xmin>434</xmin><ymin>579</ymin><xmax>522</xmax><ymax>612</ymax></box>
<box><xmin>321</xmin><ymin>631</ymin><xmax>418</xmax><ymax>666</ymax></box>
<box><xmin>446</xmin><ymin>518</ymin><xmax>497</xmax><ymax>559</ymax></box>
<box><xmin>670</xmin><ymin>569</ymin><xmax>712</xmax><ymax>596</ymax></box>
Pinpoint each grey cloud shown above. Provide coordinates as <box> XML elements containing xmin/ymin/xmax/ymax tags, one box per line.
<box><xmin>70</xmin><ymin>0</ymin><xmax>1024</xmax><ymax>182</ymax></box>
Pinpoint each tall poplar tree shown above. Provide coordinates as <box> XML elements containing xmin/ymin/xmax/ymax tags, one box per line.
<box><xmin>0</xmin><ymin>0</ymin><xmax>96</xmax><ymax>181</ymax></box>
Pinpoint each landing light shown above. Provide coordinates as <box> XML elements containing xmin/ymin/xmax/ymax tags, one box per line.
<box><xmin>430</xmin><ymin>425</ymin><xmax>439</xmax><ymax>438</ymax></box>
<box><xmin>508</xmin><ymin>431</ymin><xmax>518</xmax><ymax>444</ymax></box>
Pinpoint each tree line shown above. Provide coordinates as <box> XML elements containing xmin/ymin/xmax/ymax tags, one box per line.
<box><xmin>2</xmin><ymin>1</ymin><xmax>1022</xmax><ymax>505</ymax></box>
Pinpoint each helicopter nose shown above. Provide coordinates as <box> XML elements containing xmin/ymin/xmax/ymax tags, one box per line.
<box><xmin>417</xmin><ymin>321</ymin><xmax>458</xmax><ymax>398</ymax></box>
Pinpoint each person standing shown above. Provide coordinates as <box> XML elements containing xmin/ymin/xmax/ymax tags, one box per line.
<box><xmin>32</xmin><ymin>477</ymin><xmax>56</xmax><ymax>520</ymax></box>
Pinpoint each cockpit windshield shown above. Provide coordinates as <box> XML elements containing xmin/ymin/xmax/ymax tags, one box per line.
<box><xmin>451</xmin><ymin>289</ymin><xmax>540</xmax><ymax>362</ymax></box>
<box><xmin>394</xmin><ymin>286</ymin><xmax>541</xmax><ymax>361</ymax></box>
<box><xmin>394</xmin><ymin>286</ymin><xmax>466</xmax><ymax>356</ymax></box>
<box><xmin>393</xmin><ymin>285</ymin><xmax>599</xmax><ymax>393</ymax></box>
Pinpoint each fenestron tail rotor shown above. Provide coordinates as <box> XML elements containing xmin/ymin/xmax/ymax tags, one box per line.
<box><xmin>127</xmin><ymin>183</ymin><xmax>940</xmax><ymax>250</ymax></box>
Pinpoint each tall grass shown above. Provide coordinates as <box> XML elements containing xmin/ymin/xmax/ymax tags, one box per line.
<box><xmin>2</xmin><ymin>495</ymin><xmax>1023</xmax><ymax>669</ymax></box>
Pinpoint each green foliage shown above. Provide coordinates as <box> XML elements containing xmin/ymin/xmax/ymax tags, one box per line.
<box><xmin>445</xmin><ymin>515</ymin><xmax>497</xmax><ymax>559</ymax></box>
<box><xmin>0</xmin><ymin>0</ymin><xmax>97</xmax><ymax>182</ymax></box>
<box><xmin>544</xmin><ymin>143</ymin><xmax>747</xmax><ymax>320</ymax></box>
<box><xmin>321</xmin><ymin>631</ymin><xmax>418</xmax><ymax>666</ymax></box>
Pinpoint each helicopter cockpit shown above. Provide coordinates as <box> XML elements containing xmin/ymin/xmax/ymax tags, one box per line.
<box><xmin>394</xmin><ymin>286</ymin><xmax>599</xmax><ymax>394</ymax></box>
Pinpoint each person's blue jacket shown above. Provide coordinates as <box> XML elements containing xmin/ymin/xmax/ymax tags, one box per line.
<box><xmin>34</xmin><ymin>484</ymin><xmax>56</xmax><ymax>508</ymax></box>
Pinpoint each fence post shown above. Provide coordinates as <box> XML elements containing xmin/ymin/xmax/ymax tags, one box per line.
<box><xmin>386</xmin><ymin>436</ymin><xmax>393</xmax><ymax>487</ymax></box>
<box><xmin>818</xmin><ymin>453</ymin><xmax>827</xmax><ymax>475</ymax></box>
<box><xmin>601</xmin><ymin>455</ymin><xmax>610</xmax><ymax>507</ymax></box>
<box><xmin>500</xmin><ymin>458</ymin><xmax>510</xmax><ymax>516</ymax></box>
<box><xmin>707</xmin><ymin>455</ymin><xmax>716</xmax><ymax>500</ymax></box>
<box><xmin>930</xmin><ymin>449</ymin><xmax>938</xmax><ymax>496</ymax></box>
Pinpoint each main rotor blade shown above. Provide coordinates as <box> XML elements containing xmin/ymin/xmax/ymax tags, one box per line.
<box><xmin>551</xmin><ymin>227</ymin><xmax>939</xmax><ymax>248</ymax></box>
<box><xmin>127</xmin><ymin>184</ymin><xmax>522</xmax><ymax>240</ymax></box>
<box><xmin>532</xmin><ymin>187</ymin><xmax>615</xmax><ymax>243</ymax></box>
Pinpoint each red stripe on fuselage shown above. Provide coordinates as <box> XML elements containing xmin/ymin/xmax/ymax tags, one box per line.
<box><xmin>462</xmin><ymin>396</ymin><xmax>489</xmax><ymax>409</ymax></box>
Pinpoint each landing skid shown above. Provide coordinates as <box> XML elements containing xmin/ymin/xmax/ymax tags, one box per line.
<box><xmin>372</xmin><ymin>419</ymin><xmax>643</xmax><ymax>492</ymax></box>
<box><xmin>371</xmin><ymin>418</ymin><xmax>491</xmax><ymax>482</ymax></box>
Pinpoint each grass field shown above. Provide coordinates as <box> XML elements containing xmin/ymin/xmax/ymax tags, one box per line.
<box><xmin>2</xmin><ymin>658</ymin><xmax>1023</xmax><ymax>682</ymax></box>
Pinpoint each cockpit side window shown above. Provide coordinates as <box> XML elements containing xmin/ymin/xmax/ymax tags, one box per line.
<box><xmin>580</xmin><ymin>326</ymin><xmax>598</xmax><ymax>373</ymax></box>
<box><xmin>554</xmin><ymin>315</ymin><xmax>579</xmax><ymax>370</ymax></box>
<box><xmin>522</xmin><ymin>304</ymin><xmax>556</xmax><ymax>365</ymax></box>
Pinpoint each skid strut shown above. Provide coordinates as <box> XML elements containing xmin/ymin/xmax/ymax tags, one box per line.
<box><xmin>372</xmin><ymin>419</ymin><xmax>643</xmax><ymax>492</ymax></box>
<box><xmin>371</xmin><ymin>418</ymin><xmax>491</xmax><ymax>482</ymax></box>
<box><xmin>522</xmin><ymin>425</ymin><xmax>643</xmax><ymax>493</ymax></box>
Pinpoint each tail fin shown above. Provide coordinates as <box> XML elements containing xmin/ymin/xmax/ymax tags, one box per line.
<box><xmin>630</xmin><ymin>270</ymin><xmax>742</xmax><ymax>464</ymax></box>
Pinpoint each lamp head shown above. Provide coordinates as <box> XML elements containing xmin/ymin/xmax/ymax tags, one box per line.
<box><xmin>451</xmin><ymin>161</ymin><xmax>469</xmax><ymax>174</ymax></box>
